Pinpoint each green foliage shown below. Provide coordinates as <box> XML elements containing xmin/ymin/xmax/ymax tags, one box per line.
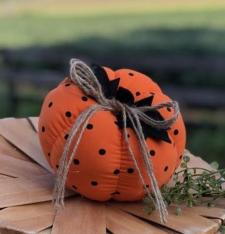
<box><xmin>144</xmin><ymin>155</ymin><xmax>225</xmax><ymax>214</ymax></box>
<box><xmin>220</xmin><ymin>225</ymin><xmax>225</xmax><ymax>234</ymax></box>
<box><xmin>162</xmin><ymin>155</ymin><xmax>225</xmax><ymax>207</ymax></box>
<box><xmin>175</xmin><ymin>207</ymin><xmax>182</xmax><ymax>216</ymax></box>
<box><xmin>0</xmin><ymin>3</ymin><xmax>225</xmax><ymax>54</ymax></box>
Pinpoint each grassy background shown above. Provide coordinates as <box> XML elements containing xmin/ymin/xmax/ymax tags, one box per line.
<box><xmin>1</xmin><ymin>0</ymin><xmax>225</xmax><ymax>49</ymax></box>
<box><xmin>0</xmin><ymin>0</ymin><xmax>224</xmax><ymax>166</ymax></box>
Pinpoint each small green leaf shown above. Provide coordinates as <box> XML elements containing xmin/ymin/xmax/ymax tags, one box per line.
<box><xmin>220</xmin><ymin>225</ymin><xmax>225</xmax><ymax>234</ymax></box>
<box><xmin>188</xmin><ymin>200</ymin><xmax>193</xmax><ymax>207</ymax></box>
<box><xmin>144</xmin><ymin>154</ymin><xmax>224</xmax><ymax>216</ymax></box>
<box><xmin>175</xmin><ymin>207</ymin><xmax>182</xmax><ymax>216</ymax></box>
<box><xmin>207</xmin><ymin>203</ymin><xmax>215</xmax><ymax>208</ymax></box>
<box><xmin>183</xmin><ymin>155</ymin><xmax>190</xmax><ymax>163</ymax></box>
<box><xmin>210</xmin><ymin>161</ymin><xmax>219</xmax><ymax>170</ymax></box>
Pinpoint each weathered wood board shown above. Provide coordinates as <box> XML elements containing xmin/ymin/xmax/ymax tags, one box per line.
<box><xmin>0</xmin><ymin>117</ymin><xmax>224</xmax><ymax>234</ymax></box>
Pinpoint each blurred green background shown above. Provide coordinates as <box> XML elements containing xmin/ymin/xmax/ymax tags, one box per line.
<box><xmin>0</xmin><ymin>0</ymin><xmax>224</xmax><ymax>166</ymax></box>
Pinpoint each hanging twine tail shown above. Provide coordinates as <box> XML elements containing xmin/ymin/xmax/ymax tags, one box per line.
<box><xmin>53</xmin><ymin>58</ymin><xmax>180</xmax><ymax>223</ymax></box>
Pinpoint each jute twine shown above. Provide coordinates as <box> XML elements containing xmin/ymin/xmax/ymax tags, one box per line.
<box><xmin>53</xmin><ymin>58</ymin><xmax>180</xmax><ymax>223</ymax></box>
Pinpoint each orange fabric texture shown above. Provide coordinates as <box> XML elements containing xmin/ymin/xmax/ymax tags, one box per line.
<box><xmin>38</xmin><ymin>66</ymin><xmax>186</xmax><ymax>201</ymax></box>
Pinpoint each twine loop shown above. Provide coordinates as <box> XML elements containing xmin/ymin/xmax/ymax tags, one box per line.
<box><xmin>53</xmin><ymin>58</ymin><xmax>180</xmax><ymax>223</ymax></box>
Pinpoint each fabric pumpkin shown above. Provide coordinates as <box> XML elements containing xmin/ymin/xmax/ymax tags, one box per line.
<box><xmin>38</xmin><ymin>64</ymin><xmax>186</xmax><ymax>202</ymax></box>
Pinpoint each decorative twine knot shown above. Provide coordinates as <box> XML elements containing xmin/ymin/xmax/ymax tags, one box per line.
<box><xmin>53</xmin><ymin>58</ymin><xmax>180</xmax><ymax>223</ymax></box>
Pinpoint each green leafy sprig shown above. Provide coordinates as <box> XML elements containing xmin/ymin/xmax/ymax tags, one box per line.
<box><xmin>144</xmin><ymin>155</ymin><xmax>225</xmax><ymax>214</ymax></box>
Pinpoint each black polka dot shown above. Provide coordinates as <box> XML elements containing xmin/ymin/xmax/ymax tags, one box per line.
<box><xmin>82</xmin><ymin>96</ymin><xmax>88</xmax><ymax>101</ymax></box>
<box><xmin>91</xmin><ymin>181</ymin><xmax>98</xmax><ymax>186</ymax></box>
<box><xmin>56</xmin><ymin>165</ymin><xmax>59</xmax><ymax>169</ymax></box>
<box><xmin>127</xmin><ymin>168</ymin><xmax>134</xmax><ymax>173</ymax></box>
<box><xmin>111</xmin><ymin>191</ymin><xmax>120</xmax><ymax>195</ymax></box>
<box><xmin>72</xmin><ymin>185</ymin><xmax>77</xmax><ymax>190</ymax></box>
<box><xmin>64</xmin><ymin>134</ymin><xmax>69</xmax><ymax>140</ymax></box>
<box><xmin>136</xmin><ymin>91</ymin><xmax>141</xmax><ymax>96</ymax></box>
<box><xmin>127</xmin><ymin>134</ymin><xmax>130</xmax><ymax>138</ymax></box>
<box><xmin>48</xmin><ymin>152</ymin><xmax>51</xmax><ymax>157</ymax></box>
<box><xmin>128</xmin><ymin>72</ymin><xmax>134</xmax><ymax>76</ymax></box>
<box><xmin>164</xmin><ymin>166</ymin><xmax>169</xmax><ymax>172</ymax></box>
<box><xmin>146</xmin><ymin>184</ymin><xmax>149</xmax><ymax>188</ymax></box>
<box><xmin>179</xmin><ymin>155</ymin><xmax>183</xmax><ymax>159</ymax></box>
<box><xmin>149</xmin><ymin>150</ymin><xmax>155</xmax><ymax>156</ymax></box>
<box><xmin>65</xmin><ymin>83</ymin><xmax>71</xmax><ymax>87</ymax></box>
<box><xmin>65</xmin><ymin>111</ymin><xmax>72</xmax><ymax>118</ymax></box>
<box><xmin>167</xmin><ymin>107</ymin><xmax>171</xmax><ymax>112</ymax></box>
<box><xmin>99</xmin><ymin>149</ymin><xmax>106</xmax><ymax>155</ymax></box>
<box><xmin>42</xmin><ymin>126</ymin><xmax>45</xmax><ymax>132</ymax></box>
<box><xmin>113</xmin><ymin>169</ymin><xmax>120</xmax><ymax>175</ymax></box>
<box><xmin>174</xmin><ymin>129</ymin><xmax>179</xmax><ymax>135</ymax></box>
<box><xmin>48</xmin><ymin>102</ymin><xmax>53</xmax><ymax>108</ymax></box>
<box><xmin>73</xmin><ymin>159</ymin><xmax>80</xmax><ymax>165</ymax></box>
<box><xmin>86</xmin><ymin>124</ymin><xmax>93</xmax><ymax>130</ymax></box>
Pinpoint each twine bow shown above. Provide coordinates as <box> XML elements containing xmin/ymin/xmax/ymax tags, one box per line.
<box><xmin>53</xmin><ymin>58</ymin><xmax>180</xmax><ymax>223</ymax></box>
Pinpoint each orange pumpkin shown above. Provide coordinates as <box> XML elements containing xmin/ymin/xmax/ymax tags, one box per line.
<box><xmin>38</xmin><ymin>64</ymin><xmax>186</xmax><ymax>202</ymax></box>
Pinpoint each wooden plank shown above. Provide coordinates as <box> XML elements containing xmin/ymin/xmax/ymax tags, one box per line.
<box><xmin>0</xmin><ymin>154</ymin><xmax>49</xmax><ymax>179</ymax></box>
<box><xmin>171</xmin><ymin>205</ymin><xmax>225</xmax><ymax>222</ymax></box>
<box><xmin>0</xmin><ymin>174</ymin><xmax>54</xmax><ymax>208</ymax></box>
<box><xmin>52</xmin><ymin>197</ymin><xmax>106</xmax><ymax>234</ymax></box>
<box><xmin>0</xmin><ymin>174</ymin><xmax>14</xmax><ymax>180</ymax></box>
<box><xmin>0</xmin><ymin>136</ymin><xmax>30</xmax><ymax>162</ymax></box>
<box><xmin>0</xmin><ymin>118</ymin><xmax>52</xmax><ymax>172</ymax></box>
<box><xmin>0</xmin><ymin>117</ymin><xmax>222</xmax><ymax>234</ymax></box>
<box><xmin>0</xmin><ymin>172</ymin><xmax>73</xmax><ymax>208</ymax></box>
<box><xmin>27</xmin><ymin>116</ymin><xmax>39</xmax><ymax>132</ymax></box>
<box><xmin>106</xmin><ymin>206</ymin><xmax>167</xmax><ymax>234</ymax></box>
<box><xmin>38</xmin><ymin>228</ymin><xmax>52</xmax><ymax>234</ymax></box>
<box><xmin>0</xmin><ymin>202</ymin><xmax>54</xmax><ymax>233</ymax></box>
<box><xmin>111</xmin><ymin>202</ymin><xmax>219</xmax><ymax>234</ymax></box>
<box><xmin>207</xmin><ymin>198</ymin><xmax>225</xmax><ymax>209</ymax></box>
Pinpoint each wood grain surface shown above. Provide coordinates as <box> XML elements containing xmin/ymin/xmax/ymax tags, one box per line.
<box><xmin>0</xmin><ymin>117</ymin><xmax>224</xmax><ymax>234</ymax></box>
